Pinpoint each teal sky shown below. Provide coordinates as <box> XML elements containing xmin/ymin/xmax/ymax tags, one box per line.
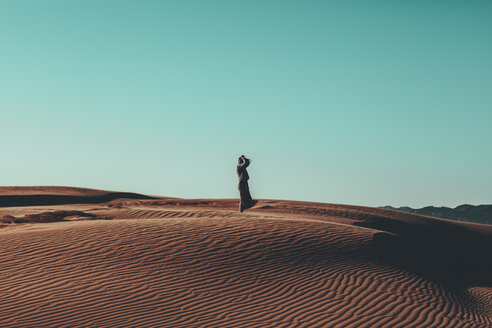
<box><xmin>1</xmin><ymin>1</ymin><xmax>491</xmax><ymax>207</ymax></box>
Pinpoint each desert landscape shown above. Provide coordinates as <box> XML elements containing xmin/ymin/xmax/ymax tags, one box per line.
<box><xmin>0</xmin><ymin>186</ymin><xmax>490</xmax><ymax>328</ymax></box>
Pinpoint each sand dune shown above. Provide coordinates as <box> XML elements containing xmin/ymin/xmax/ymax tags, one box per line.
<box><xmin>0</xmin><ymin>187</ymin><xmax>490</xmax><ymax>327</ymax></box>
<box><xmin>0</xmin><ymin>186</ymin><xmax>156</xmax><ymax>207</ymax></box>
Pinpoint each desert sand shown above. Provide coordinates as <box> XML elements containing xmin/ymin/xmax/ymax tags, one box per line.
<box><xmin>0</xmin><ymin>186</ymin><xmax>491</xmax><ymax>328</ymax></box>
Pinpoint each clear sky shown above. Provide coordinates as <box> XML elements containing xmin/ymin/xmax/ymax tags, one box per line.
<box><xmin>1</xmin><ymin>1</ymin><xmax>491</xmax><ymax>207</ymax></box>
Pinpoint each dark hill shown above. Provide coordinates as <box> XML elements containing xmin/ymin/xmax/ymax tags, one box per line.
<box><xmin>382</xmin><ymin>204</ymin><xmax>492</xmax><ymax>225</ymax></box>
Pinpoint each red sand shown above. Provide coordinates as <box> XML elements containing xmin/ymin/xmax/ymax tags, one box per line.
<box><xmin>0</xmin><ymin>187</ymin><xmax>490</xmax><ymax>327</ymax></box>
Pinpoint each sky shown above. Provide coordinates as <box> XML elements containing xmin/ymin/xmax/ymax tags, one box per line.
<box><xmin>1</xmin><ymin>1</ymin><xmax>491</xmax><ymax>207</ymax></box>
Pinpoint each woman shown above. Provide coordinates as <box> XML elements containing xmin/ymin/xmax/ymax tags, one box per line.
<box><xmin>237</xmin><ymin>155</ymin><xmax>257</xmax><ymax>212</ymax></box>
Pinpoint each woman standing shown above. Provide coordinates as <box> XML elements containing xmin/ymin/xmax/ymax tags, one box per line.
<box><xmin>237</xmin><ymin>155</ymin><xmax>257</xmax><ymax>212</ymax></box>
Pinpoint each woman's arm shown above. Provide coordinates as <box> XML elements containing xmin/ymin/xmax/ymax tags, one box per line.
<box><xmin>238</xmin><ymin>155</ymin><xmax>250</xmax><ymax>168</ymax></box>
<box><xmin>242</xmin><ymin>156</ymin><xmax>250</xmax><ymax>168</ymax></box>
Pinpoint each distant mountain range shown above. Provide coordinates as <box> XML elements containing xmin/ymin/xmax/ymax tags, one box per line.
<box><xmin>381</xmin><ymin>204</ymin><xmax>492</xmax><ymax>225</ymax></box>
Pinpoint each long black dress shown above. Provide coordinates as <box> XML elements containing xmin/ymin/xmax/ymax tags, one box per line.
<box><xmin>237</xmin><ymin>158</ymin><xmax>255</xmax><ymax>212</ymax></box>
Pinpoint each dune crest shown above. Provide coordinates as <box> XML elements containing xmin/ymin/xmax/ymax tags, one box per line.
<box><xmin>0</xmin><ymin>187</ymin><xmax>490</xmax><ymax>327</ymax></box>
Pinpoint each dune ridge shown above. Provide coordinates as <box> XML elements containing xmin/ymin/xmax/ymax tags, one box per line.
<box><xmin>0</xmin><ymin>186</ymin><xmax>157</xmax><ymax>207</ymax></box>
<box><xmin>0</xmin><ymin>187</ymin><xmax>490</xmax><ymax>327</ymax></box>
